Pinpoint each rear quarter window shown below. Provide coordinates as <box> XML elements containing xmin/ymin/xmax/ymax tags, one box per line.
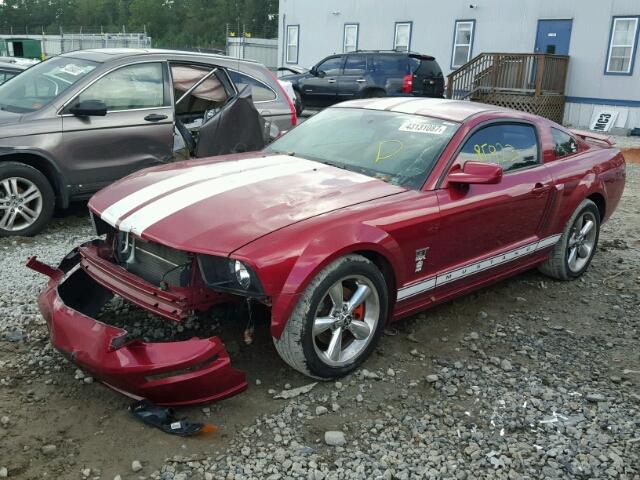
<box><xmin>228</xmin><ymin>70</ymin><xmax>276</xmax><ymax>102</ymax></box>
<box><xmin>551</xmin><ymin>128</ymin><xmax>579</xmax><ymax>157</ymax></box>
<box><xmin>370</xmin><ymin>55</ymin><xmax>410</xmax><ymax>74</ymax></box>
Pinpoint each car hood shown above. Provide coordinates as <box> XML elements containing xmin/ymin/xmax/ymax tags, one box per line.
<box><xmin>89</xmin><ymin>153</ymin><xmax>406</xmax><ymax>256</ymax></box>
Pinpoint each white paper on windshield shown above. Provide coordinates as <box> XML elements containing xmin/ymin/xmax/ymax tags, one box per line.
<box><xmin>399</xmin><ymin>121</ymin><xmax>447</xmax><ymax>135</ymax></box>
<box><xmin>60</xmin><ymin>64</ymin><xmax>86</xmax><ymax>76</ymax></box>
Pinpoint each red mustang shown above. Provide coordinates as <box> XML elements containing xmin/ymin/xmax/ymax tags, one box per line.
<box><xmin>28</xmin><ymin>98</ymin><xmax>626</xmax><ymax>405</ymax></box>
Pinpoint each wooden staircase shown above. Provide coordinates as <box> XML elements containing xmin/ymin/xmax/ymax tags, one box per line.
<box><xmin>446</xmin><ymin>53</ymin><xmax>569</xmax><ymax>123</ymax></box>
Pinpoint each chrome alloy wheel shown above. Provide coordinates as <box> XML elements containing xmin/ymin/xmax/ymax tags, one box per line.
<box><xmin>567</xmin><ymin>210</ymin><xmax>597</xmax><ymax>273</ymax></box>
<box><xmin>0</xmin><ymin>177</ymin><xmax>43</xmax><ymax>232</ymax></box>
<box><xmin>312</xmin><ymin>275</ymin><xmax>380</xmax><ymax>367</ymax></box>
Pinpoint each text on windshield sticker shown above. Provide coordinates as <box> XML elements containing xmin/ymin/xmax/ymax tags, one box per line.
<box><xmin>399</xmin><ymin>122</ymin><xmax>447</xmax><ymax>135</ymax></box>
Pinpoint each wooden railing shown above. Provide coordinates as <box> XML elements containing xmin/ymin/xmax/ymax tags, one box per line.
<box><xmin>446</xmin><ymin>53</ymin><xmax>569</xmax><ymax>100</ymax></box>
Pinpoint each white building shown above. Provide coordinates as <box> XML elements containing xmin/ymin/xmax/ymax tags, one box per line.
<box><xmin>278</xmin><ymin>0</ymin><xmax>640</xmax><ymax>131</ymax></box>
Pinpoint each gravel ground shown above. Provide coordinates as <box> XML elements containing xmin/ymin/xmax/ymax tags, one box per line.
<box><xmin>0</xmin><ymin>167</ymin><xmax>638</xmax><ymax>480</ymax></box>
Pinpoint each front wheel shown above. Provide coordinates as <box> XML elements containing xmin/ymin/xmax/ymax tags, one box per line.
<box><xmin>538</xmin><ymin>199</ymin><xmax>600</xmax><ymax>280</ymax></box>
<box><xmin>0</xmin><ymin>162</ymin><xmax>55</xmax><ymax>237</ymax></box>
<box><xmin>274</xmin><ymin>254</ymin><xmax>388</xmax><ymax>378</ymax></box>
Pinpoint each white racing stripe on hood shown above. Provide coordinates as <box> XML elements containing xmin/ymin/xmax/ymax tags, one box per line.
<box><xmin>118</xmin><ymin>159</ymin><xmax>323</xmax><ymax>236</ymax></box>
<box><xmin>101</xmin><ymin>156</ymin><xmax>296</xmax><ymax>226</ymax></box>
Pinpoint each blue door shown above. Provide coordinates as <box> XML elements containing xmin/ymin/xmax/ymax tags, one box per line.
<box><xmin>535</xmin><ymin>20</ymin><xmax>573</xmax><ymax>55</ymax></box>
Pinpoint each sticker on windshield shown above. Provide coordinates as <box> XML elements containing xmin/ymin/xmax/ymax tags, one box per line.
<box><xmin>60</xmin><ymin>64</ymin><xmax>87</xmax><ymax>76</ymax></box>
<box><xmin>399</xmin><ymin>121</ymin><xmax>447</xmax><ymax>135</ymax></box>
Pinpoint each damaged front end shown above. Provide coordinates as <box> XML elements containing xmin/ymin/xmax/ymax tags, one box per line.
<box><xmin>26</xmin><ymin>232</ymin><xmax>255</xmax><ymax>406</ymax></box>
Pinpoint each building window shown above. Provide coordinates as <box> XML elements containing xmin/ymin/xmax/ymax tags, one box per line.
<box><xmin>286</xmin><ymin>25</ymin><xmax>299</xmax><ymax>64</ymax></box>
<box><xmin>606</xmin><ymin>16</ymin><xmax>639</xmax><ymax>75</ymax></box>
<box><xmin>344</xmin><ymin>24</ymin><xmax>359</xmax><ymax>53</ymax></box>
<box><xmin>394</xmin><ymin>22</ymin><xmax>412</xmax><ymax>52</ymax></box>
<box><xmin>451</xmin><ymin>20</ymin><xmax>475</xmax><ymax>69</ymax></box>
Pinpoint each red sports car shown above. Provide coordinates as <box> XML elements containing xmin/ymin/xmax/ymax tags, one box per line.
<box><xmin>28</xmin><ymin>98</ymin><xmax>626</xmax><ymax>405</ymax></box>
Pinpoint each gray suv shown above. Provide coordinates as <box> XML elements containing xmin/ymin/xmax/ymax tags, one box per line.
<box><xmin>0</xmin><ymin>49</ymin><xmax>297</xmax><ymax>236</ymax></box>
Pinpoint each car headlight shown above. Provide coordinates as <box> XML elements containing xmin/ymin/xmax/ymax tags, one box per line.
<box><xmin>232</xmin><ymin>260</ymin><xmax>251</xmax><ymax>289</ymax></box>
<box><xmin>197</xmin><ymin>255</ymin><xmax>263</xmax><ymax>296</ymax></box>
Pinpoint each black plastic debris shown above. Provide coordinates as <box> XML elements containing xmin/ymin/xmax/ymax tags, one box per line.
<box><xmin>129</xmin><ymin>399</ymin><xmax>213</xmax><ymax>437</ymax></box>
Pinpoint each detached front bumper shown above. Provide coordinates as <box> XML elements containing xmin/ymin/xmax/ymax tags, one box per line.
<box><xmin>27</xmin><ymin>250</ymin><xmax>247</xmax><ymax>406</ymax></box>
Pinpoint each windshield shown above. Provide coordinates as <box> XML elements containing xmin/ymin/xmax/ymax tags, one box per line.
<box><xmin>0</xmin><ymin>57</ymin><xmax>98</xmax><ymax>113</ymax></box>
<box><xmin>265</xmin><ymin>108</ymin><xmax>459</xmax><ymax>190</ymax></box>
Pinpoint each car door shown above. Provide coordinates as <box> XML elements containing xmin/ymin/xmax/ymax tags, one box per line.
<box><xmin>61</xmin><ymin>61</ymin><xmax>174</xmax><ymax>193</ymax></box>
<box><xmin>337</xmin><ymin>54</ymin><xmax>368</xmax><ymax>101</ymax></box>
<box><xmin>300</xmin><ymin>55</ymin><xmax>343</xmax><ymax>107</ymax></box>
<box><xmin>431</xmin><ymin>122</ymin><xmax>554</xmax><ymax>293</ymax></box>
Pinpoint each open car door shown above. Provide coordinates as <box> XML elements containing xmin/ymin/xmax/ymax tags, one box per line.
<box><xmin>194</xmin><ymin>85</ymin><xmax>267</xmax><ymax>158</ymax></box>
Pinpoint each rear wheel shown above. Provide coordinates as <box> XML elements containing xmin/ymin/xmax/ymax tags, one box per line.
<box><xmin>274</xmin><ymin>255</ymin><xmax>388</xmax><ymax>378</ymax></box>
<box><xmin>538</xmin><ymin>199</ymin><xmax>600</xmax><ymax>280</ymax></box>
<box><xmin>0</xmin><ymin>162</ymin><xmax>54</xmax><ymax>237</ymax></box>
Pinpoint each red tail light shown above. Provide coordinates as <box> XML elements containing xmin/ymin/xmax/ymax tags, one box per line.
<box><xmin>267</xmin><ymin>69</ymin><xmax>297</xmax><ymax>127</ymax></box>
<box><xmin>402</xmin><ymin>74</ymin><xmax>413</xmax><ymax>94</ymax></box>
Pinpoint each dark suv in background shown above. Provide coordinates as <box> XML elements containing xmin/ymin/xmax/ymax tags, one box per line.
<box><xmin>281</xmin><ymin>50</ymin><xmax>444</xmax><ymax>113</ymax></box>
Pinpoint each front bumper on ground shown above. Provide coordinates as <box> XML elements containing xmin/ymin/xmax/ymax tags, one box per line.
<box><xmin>26</xmin><ymin>249</ymin><xmax>247</xmax><ymax>406</ymax></box>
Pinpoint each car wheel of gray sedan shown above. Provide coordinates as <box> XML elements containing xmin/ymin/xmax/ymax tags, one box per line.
<box><xmin>538</xmin><ymin>199</ymin><xmax>600</xmax><ymax>281</ymax></box>
<box><xmin>0</xmin><ymin>162</ymin><xmax>55</xmax><ymax>237</ymax></box>
<box><xmin>274</xmin><ymin>254</ymin><xmax>388</xmax><ymax>378</ymax></box>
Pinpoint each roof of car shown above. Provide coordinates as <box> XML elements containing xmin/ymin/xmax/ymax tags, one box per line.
<box><xmin>333</xmin><ymin>97</ymin><xmax>528</xmax><ymax>123</ymax></box>
<box><xmin>60</xmin><ymin>48</ymin><xmax>261</xmax><ymax>65</ymax></box>
<box><xmin>0</xmin><ymin>61</ymin><xmax>26</xmax><ymax>70</ymax></box>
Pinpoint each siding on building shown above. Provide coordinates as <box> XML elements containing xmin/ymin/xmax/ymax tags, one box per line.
<box><xmin>278</xmin><ymin>0</ymin><xmax>640</xmax><ymax>130</ymax></box>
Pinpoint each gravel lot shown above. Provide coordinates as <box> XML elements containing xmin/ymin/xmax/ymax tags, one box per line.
<box><xmin>0</xmin><ymin>166</ymin><xmax>638</xmax><ymax>480</ymax></box>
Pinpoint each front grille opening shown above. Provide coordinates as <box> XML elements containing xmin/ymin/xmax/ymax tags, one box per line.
<box><xmin>112</xmin><ymin>232</ymin><xmax>192</xmax><ymax>287</ymax></box>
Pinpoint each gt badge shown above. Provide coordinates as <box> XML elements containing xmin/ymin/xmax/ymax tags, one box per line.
<box><xmin>415</xmin><ymin>248</ymin><xmax>429</xmax><ymax>273</ymax></box>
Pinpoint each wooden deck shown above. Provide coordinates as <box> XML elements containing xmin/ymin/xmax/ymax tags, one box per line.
<box><xmin>446</xmin><ymin>53</ymin><xmax>570</xmax><ymax>123</ymax></box>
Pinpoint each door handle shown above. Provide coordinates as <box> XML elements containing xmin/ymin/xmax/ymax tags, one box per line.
<box><xmin>532</xmin><ymin>183</ymin><xmax>550</xmax><ymax>195</ymax></box>
<box><xmin>356</xmin><ymin>78</ymin><xmax>366</xmax><ymax>83</ymax></box>
<box><xmin>327</xmin><ymin>78</ymin><xmax>337</xmax><ymax>84</ymax></box>
<box><xmin>144</xmin><ymin>113</ymin><xmax>168</xmax><ymax>122</ymax></box>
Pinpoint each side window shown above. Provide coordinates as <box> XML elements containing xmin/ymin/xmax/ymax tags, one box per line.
<box><xmin>317</xmin><ymin>56</ymin><xmax>344</xmax><ymax>76</ymax></box>
<box><xmin>78</xmin><ymin>63</ymin><xmax>165</xmax><ymax>111</ymax></box>
<box><xmin>171</xmin><ymin>64</ymin><xmax>229</xmax><ymax>118</ymax></box>
<box><xmin>458</xmin><ymin>124</ymin><xmax>539</xmax><ymax>172</ymax></box>
<box><xmin>343</xmin><ymin>55</ymin><xmax>366</xmax><ymax>75</ymax></box>
<box><xmin>227</xmin><ymin>70</ymin><xmax>276</xmax><ymax>102</ymax></box>
<box><xmin>551</xmin><ymin>128</ymin><xmax>578</xmax><ymax>157</ymax></box>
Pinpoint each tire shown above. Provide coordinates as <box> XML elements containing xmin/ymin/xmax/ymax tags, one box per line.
<box><xmin>294</xmin><ymin>90</ymin><xmax>303</xmax><ymax>116</ymax></box>
<box><xmin>538</xmin><ymin>199</ymin><xmax>600</xmax><ymax>281</ymax></box>
<box><xmin>361</xmin><ymin>89</ymin><xmax>386</xmax><ymax>99</ymax></box>
<box><xmin>0</xmin><ymin>162</ymin><xmax>55</xmax><ymax>237</ymax></box>
<box><xmin>274</xmin><ymin>254</ymin><xmax>389</xmax><ymax>379</ymax></box>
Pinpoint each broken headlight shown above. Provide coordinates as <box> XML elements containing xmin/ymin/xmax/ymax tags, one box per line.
<box><xmin>197</xmin><ymin>255</ymin><xmax>263</xmax><ymax>296</ymax></box>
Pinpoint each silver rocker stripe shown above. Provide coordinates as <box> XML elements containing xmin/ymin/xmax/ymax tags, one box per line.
<box><xmin>397</xmin><ymin>233</ymin><xmax>562</xmax><ymax>301</ymax></box>
<box><xmin>118</xmin><ymin>159</ymin><xmax>322</xmax><ymax>236</ymax></box>
<box><xmin>101</xmin><ymin>155</ymin><xmax>296</xmax><ymax>227</ymax></box>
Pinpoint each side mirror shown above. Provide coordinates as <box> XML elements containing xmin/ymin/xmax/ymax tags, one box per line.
<box><xmin>446</xmin><ymin>161</ymin><xmax>503</xmax><ymax>186</ymax></box>
<box><xmin>68</xmin><ymin>100</ymin><xmax>107</xmax><ymax>117</ymax></box>
<box><xmin>310</xmin><ymin>66</ymin><xmax>318</xmax><ymax>76</ymax></box>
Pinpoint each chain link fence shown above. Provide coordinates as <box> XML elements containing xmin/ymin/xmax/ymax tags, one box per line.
<box><xmin>0</xmin><ymin>26</ymin><xmax>151</xmax><ymax>58</ymax></box>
